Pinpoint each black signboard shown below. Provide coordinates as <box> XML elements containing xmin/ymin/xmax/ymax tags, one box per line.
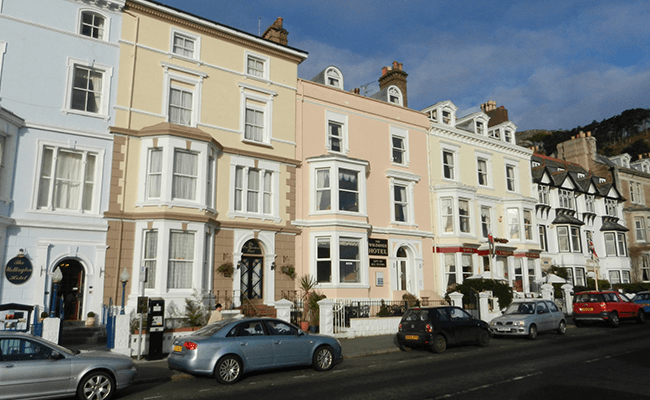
<box><xmin>5</xmin><ymin>255</ymin><xmax>33</xmax><ymax>285</ymax></box>
<box><xmin>370</xmin><ymin>258</ymin><xmax>387</xmax><ymax>268</ymax></box>
<box><xmin>368</xmin><ymin>239</ymin><xmax>388</xmax><ymax>256</ymax></box>
<box><xmin>137</xmin><ymin>296</ymin><xmax>149</xmax><ymax>314</ymax></box>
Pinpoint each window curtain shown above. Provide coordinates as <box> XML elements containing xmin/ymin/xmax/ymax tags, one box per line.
<box><xmin>461</xmin><ymin>254</ymin><xmax>472</xmax><ymax>280</ymax></box>
<box><xmin>263</xmin><ymin>171</ymin><xmax>272</xmax><ymax>214</ymax></box>
<box><xmin>234</xmin><ymin>167</ymin><xmax>243</xmax><ymax>211</ymax></box>
<box><xmin>144</xmin><ymin>231</ymin><xmax>158</xmax><ymax>289</ymax></box>
<box><xmin>169</xmin><ymin>88</ymin><xmax>192</xmax><ymax>126</ymax></box>
<box><xmin>442</xmin><ymin>198</ymin><xmax>453</xmax><ymax>232</ymax></box>
<box><xmin>604</xmin><ymin>233</ymin><xmax>616</xmax><ymax>256</ymax></box>
<box><xmin>245</xmin><ymin>109</ymin><xmax>263</xmax><ymax>141</ymax></box>
<box><xmin>508</xmin><ymin>208</ymin><xmax>520</xmax><ymax>239</ymax></box>
<box><xmin>445</xmin><ymin>254</ymin><xmax>456</xmax><ymax>287</ymax></box>
<box><xmin>147</xmin><ymin>149</ymin><xmax>163</xmax><ymax>198</ymax></box>
<box><xmin>54</xmin><ymin>150</ymin><xmax>83</xmax><ymax>210</ymax></box>
<box><xmin>172</xmin><ymin>150</ymin><xmax>197</xmax><ymax>200</ymax></box>
<box><xmin>37</xmin><ymin>148</ymin><xmax>54</xmax><ymax>208</ymax></box>
<box><xmin>82</xmin><ymin>154</ymin><xmax>96</xmax><ymax>211</ymax></box>
<box><xmin>394</xmin><ymin>185</ymin><xmax>407</xmax><ymax>222</ymax></box>
<box><xmin>338</xmin><ymin>169</ymin><xmax>358</xmax><ymax>212</ymax></box>
<box><xmin>459</xmin><ymin>200</ymin><xmax>469</xmax><ymax>232</ymax></box>
<box><xmin>316</xmin><ymin>169</ymin><xmax>331</xmax><ymax>210</ymax></box>
<box><xmin>168</xmin><ymin>231</ymin><xmax>194</xmax><ymax>289</ymax></box>
<box><xmin>247</xmin><ymin>169</ymin><xmax>259</xmax><ymax>212</ymax></box>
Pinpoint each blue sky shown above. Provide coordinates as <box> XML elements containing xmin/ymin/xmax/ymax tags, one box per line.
<box><xmin>154</xmin><ymin>0</ymin><xmax>650</xmax><ymax>131</ymax></box>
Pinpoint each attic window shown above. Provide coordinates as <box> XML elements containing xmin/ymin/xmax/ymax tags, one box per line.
<box><xmin>531</xmin><ymin>161</ymin><xmax>540</xmax><ymax>167</ymax></box>
<box><xmin>429</xmin><ymin>109</ymin><xmax>438</xmax><ymax>122</ymax></box>
<box><xmin>326</xmin><ymin>67</ymin><xmax>343</xmax><ymax>89</ymax></box>
<box><xmin>442</xmin><ymin>110</ymin><xmax>452</xmax><ymax>124</ymax></box>
<box><xmin>488</xmin><ymin>129</ymin><xmax>500</xmax><ymax>139</ymax></box>
<box><xmin>476</xmin><ymin>121</ymin><xmax>485</xmax><ymax>135</ymax></box>
<box><xmin>388</xmin><ymin>86</ymin><xmax>403</xmax><ymax>106</ymax></box>
<box><xmin>599</xmin><ymin>178</ymin><xmax>606</xmax><ymax>183</ymax></box>
<box><xmin>557</xmin><ymin>167</ymin><xmax>565</xmax><ymax>172</ymax></box>
<box><xmin>504</xmin><ymin>130</ymin><xmax>513</xmax><ymax>143</ymax></box>
<box><xmin>577</xmin><ymin>173</ymin><xmax>585</xmax><ymax>178</ymax></box>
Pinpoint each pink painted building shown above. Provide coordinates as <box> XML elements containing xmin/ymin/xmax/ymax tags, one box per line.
<box><xmin>293</xmin><ymin>65</ymin><xmax>440</xmax><ymax>303</ymax></box>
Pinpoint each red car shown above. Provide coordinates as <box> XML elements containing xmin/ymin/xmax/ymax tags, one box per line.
<box><xmin>572</xmin><ymin>291</ymin><xmax>645</xmax><ymax>327</ymax></box>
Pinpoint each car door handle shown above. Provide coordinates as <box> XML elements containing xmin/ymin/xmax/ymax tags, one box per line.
<box><xmin>240</xmin><ymin>343</ymin><xmax>248</xmax><ymax>346</ymax></box>
<box><xmin>4</xmin><ymin>364</ymin><xmax>15</xmax><ymax>368</ymax></box>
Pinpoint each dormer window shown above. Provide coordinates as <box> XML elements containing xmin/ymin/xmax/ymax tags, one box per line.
<box><xmin>80</xmin><ymin>11</ymin><xmax>106</xmax><ymax>40</ymax></box>
<box><xmin>429</xmin><ymin>109</ymin><xmax>438</xmax><ymax>122</ymax></box>
<box><xmin>559</xmin><ymin>189</ymin><xmax>575</xmax><ymax>210</ymax></box>
<box><xmin>532</xmin><ymin>161</ymin><xmax>540</xmax><ymax>167</ymax></box>
<box><xmin>577</xmin><ymin>173</ymin><xmax>585</xmax><ymax>178</ymax></box>
<box><xmin>557</xmin><ymin>167</ymin><xmax>565</xmax><ymax>172</ymax></box>
<box><xmin>488</xmin><ymin>129</ymin><xmax>500</xmax><ymax>139</ymax></box>
<box><xmin>476</xmin><ymin>121</ymin><xmax>485</xmax><ymax>135</ymax></box>
<box><xmin>325</xmin><ymin>67</ymin><xmax>343</xmax><ymax>89</ymax></box>
<box><xmin>388</xmin><ymin>86</ymin><xmax>403</xmax><ymax>106</ymax></box>
<box><xmin>504</xmin><ymin>130</ymin><xmax>513</xmax><ymax>143</ymax></box>
<box><xmin>442</xmin><ymin>110</ymin><xmax>451</xmax><ymax>124</ymax></box>
<box><xmin>599</xmin><ymin>178</ymin><xmax>606</xmax><ymax>184</ymax></box>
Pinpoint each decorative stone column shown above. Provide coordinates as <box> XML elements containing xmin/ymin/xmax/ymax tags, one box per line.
<box><xmin>274</xmin><ymin>299</ymin><xmax>293</xmax><ymax>323</ymax></box>
<box><xmin>540</xmin><ymin>283</ymin><xmax>554</xmax><ymax>300</ymax></box>
<box><xmin>561</xmin><ymin>283</ymin><xmax>574</xmax><ymax>315</ymax></box>
<box><xmin>112</xmin><ymin>314</ymin><xmax>131</xmax><ymax>356</ymax></box>
<box><xmin>479</xmin><ymin>292</ymin><xmax>490</xmax><ymax>321</ymax></box>
<box><xmin>448</xmin><ymin>291</ymin><xmax>464</xmax><ymax>308</ymax></box>
<box><xmin>43</xmin><ymin>317</ymin><xmax>60</xmax><ymax>344</ymax></box>
<box><xmin>318</xmin><ymin>298</ymin><xmax>335</xmax><ymax>336</ymax></box>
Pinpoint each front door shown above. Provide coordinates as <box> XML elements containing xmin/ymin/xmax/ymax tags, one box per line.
<box><xmin>52</xmin><ymin>259</ymin><xmax>85</xmax><ymax>320</ymax></box>
<box><xmin>397</xmin><ymin>247</ymin><xmax>408</xmax><ymax>291</ymax></box>
<box><xmin>240</xmin><ymin>239</ymin><xmax>264</xmax><ymax>300</ymax></box>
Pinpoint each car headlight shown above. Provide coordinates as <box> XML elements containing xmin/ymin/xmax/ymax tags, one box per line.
<box><xmin>512</xmin><ymin>320</ymin><xmax>526</xmax><ymax>326</ymax></box>
<box><xmin>490</xmin><ymin>320</ymin><xmax>497</xmax><ymax>326</ymax></box>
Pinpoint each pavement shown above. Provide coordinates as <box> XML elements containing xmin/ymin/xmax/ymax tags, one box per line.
<box><xmin>68</xmin><ymin>334</ymin><xmax>400</xmax><ymax>385</ymax></box>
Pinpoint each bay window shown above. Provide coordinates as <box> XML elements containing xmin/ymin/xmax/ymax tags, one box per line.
<box><xmin>557</xmin><ymin>226</ymin><xmax>581</xmax><ymax>252</ymax></box>
<box><xmin>459</xmin><ymin>199</ymin><xmax>470</xmax><ymax>233</ymax></box>
<box><xmin>507</xmin><ymin>208</ymin><xmax>520</xmax><ymax>240</ymax></box>
<box><xmin>339</xmin><ymin>169</ymin><xmax>359</xmax><ymax>212</ymax></box>
<box><xmin>524</xmin><ymin>209</ymin><xmax>533</xmax><ymax>240</ymax></box>
<box><xmin>317</xmin><ymin>238</ymin><xmax>331</xmax><ymax>283</ymax></box>
<box><xmin>167</xmin><ymin>231</ymin><xmax>195</xmax><ymax>289</ymax></box>
<box><xmin>441</xmin><ymin>198</ymin><xmax>454</xmax><ymax>233</ymax></box>
<box><xmin>445</xmin><ymin>254</ymin><xmax>456</xmax><ymax>288</ymax></box>
<box><xmin>230</xmin><ymin>155</ymin><xmax>280</xmax><ymax>221</ymax></box>
<box><xmin>311</xmin><ymin>233</ymin><xmax>367</xmax><ymax>287</ymax></box>
<box><xmin>309</xmin><ymin>156</ymin><xmax>367</xmax><ymax>215</ymax></box>
<box><xmin>143</xmin><ymin>230</ymin><xmax>158</xmax><ymax>289</ymax></box>
<box><xmin>559</xmin><ymin>189</ymin><xmax>574</xmax><ymax>210</ymax></box>
<box><xmin>604</xmin><ymin>232</ymin><xmax>626</xmax><ymax>256</ymax></box>
<box><xmin>481</xmin><ymin>206</ymin><xmax>492</xmax><ymax>239</ymax></box>
<box><xmin>172</xmin><ymin>150</ymin><xmax>198</xmax><ymax>200</ymax></box>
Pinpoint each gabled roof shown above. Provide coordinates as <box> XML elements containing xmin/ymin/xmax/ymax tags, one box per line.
<box><xmin>421</xmin><ymin>100</ymin><xmax>458</xmax><ymax>114</ymax></box>
<box><xmin>531</xmin><ymin>154</ymin><xmax>609</xmax><ymax>194</ymax></box>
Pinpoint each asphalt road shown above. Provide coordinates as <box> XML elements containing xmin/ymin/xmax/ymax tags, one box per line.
<box><xmin>116</xmin><ymin>321</ymin><xmax>650</xmax><ymax>400</ymax></box>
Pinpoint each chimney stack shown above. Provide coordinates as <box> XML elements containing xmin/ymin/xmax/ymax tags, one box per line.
<box><xmin>262</xmin><ymin>17</ymin><xmax>289</xmax><ymax>45</ymax></box>
<box><xmin>378</xmin><ymin>61</ymin><xmax>408</xmax><ymax>107</ymax></box>
<box><xmin>480</xmin><ymin>100</ymin><xmax>509</xmax><ymax>127</ymax></box>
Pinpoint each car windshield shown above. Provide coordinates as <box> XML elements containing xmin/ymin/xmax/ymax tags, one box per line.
<box><xmin>192</xmin><ymin>320</ymin><xmax>231</xmax><ymax>337</ymax></box>
<box><xmin>402</xmin><ymin>309</ymin><xmax>430</xmax><ymax>322</ymax></box>
<box><xmin>504</xmin><ymin>302</ymin><xmax>536</xmax><ymax>315</ymax></box>
<box><xmin>636</xmin><ymin>293</ymin><xmax>650</xmax><ymax>301</ymax></box>
<box><xmin>574</xmin><ymin>293</ymin><xmax>604</xmax><ymax>303</ymax></box>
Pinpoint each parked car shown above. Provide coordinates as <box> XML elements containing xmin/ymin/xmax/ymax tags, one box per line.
<box><xmin>167</xmin><ymin>318</ymin><xmax>342</xmax><ymax>384</ymax></box>
<box><xmin>572</xmin><ymin>290</ymin><xmax>645</xmax><ymax>327</ymax></box>
<box><xmin>489</xmin><ymin>299</ymin><xmax>566</xmax><ymax>339</ymax></box>
<box><xmin>0</xmin><ymin>331</ymin><xmax>136</xmax><ymax>400</ymax></box>
<box><xmin>632</xmin><ymin>291</ymin><xmax>650</xmax><ymax>315</ymax></box>
<box><xmin>395</xmin><ymin>306</ymin><xmax>490</xmax><ymax>353</ymax></box>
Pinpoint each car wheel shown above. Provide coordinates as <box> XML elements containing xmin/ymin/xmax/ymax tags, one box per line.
<box><xmin>557</xmin><ymin>320</ymin><xmax>567</xmax><ymax>335</ymax></box>
<box><xmin>609</xmin><ymin>312</ymin><xmax>620</xmax><ymax>328</ymax></box>
<box><xmin>214</xmin><ymin>355</ymin><xmax>242</xmax><ymax>384</ymax></box>
<box><xmin>477</xmin><ymin>330</ymin><xmax>490</xmax><ymax>347</ymax></box>
<box><xmin>77</xmin><ymin>371</ymin><xmax>115</xmax><ymax>400</ymax></box>
<box><xmin>636</xmin><ymin>310</ymin><xmax>645</xmax><ymax>324</ymax></box>
<box><xmin>312</xmin><ymin>345</ymin><xmax>334</xmax><ymax>371</ymax></box>
<box><xmin>527</xmin><ymin>324</ymin><xmax>538</xmax><ymax>340</ymax></box>
<box><xmin>431</xmin><ymin>334</ymin><xmax>447</xmax><ymax>353</ymax></box>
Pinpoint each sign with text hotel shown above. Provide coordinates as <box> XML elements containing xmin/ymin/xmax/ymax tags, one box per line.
<box><xmin>368</xmin><ymin>239</ymin><xmax>388</xmax><ymax>256</ymax></box>
<box><xmin>5</xmin><ymin>255</ymin><xmax>33</xmax><ymax>285</ymax></box>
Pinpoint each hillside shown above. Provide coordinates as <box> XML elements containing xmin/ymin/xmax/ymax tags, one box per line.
<box><xmin>517</xmin><ymin>108</ymin><xmax>650</xmax><ymax>158</ymax></box>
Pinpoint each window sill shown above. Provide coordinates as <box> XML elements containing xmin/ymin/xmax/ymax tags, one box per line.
<box><xmin>228</xmin><ymin>211</ymin><xmax>281</xmax><ymax>223</ymax></box>
<box><xmin>136</xmin><ymin>200</ymin><xmax>212</xmax><ymax>211</ymax></box>
<box><xmin>62</xmin><ymin>108</ymin><xmax>109</xmax><ymax>121</ymax></box>
<box><xmin>242</xmin><ymin>138</ymin><xmax>273</xmax><ymax>148</ymax></box>
<box><xmin>315</xmin><ymin>284</ymin><xmax>369</xmax><ymax>290</ymax></box>
<box><xmin>168</xmin><ymin>53</ymin><xmax>203</xmax><ymax>66</ymax></box>
<box><xmin>29</xmin><ymin>208</ymin><xmax>100</xmax><ymax>217</ymax></box>
<box><xmin>244</xmin><ymin>75</ymin><xmax>272</xmax><ymax>85</ymax></box>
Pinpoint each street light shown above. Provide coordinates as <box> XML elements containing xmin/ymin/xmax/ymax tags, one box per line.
<box><xmin>120</xmin><ymin>268</ymin><xmax>130</xmax><ymax>315</ymax></box>
<box><xmin>49</xmin><ymin>267</ymin><xmax>63</xmax><ymax>318</ymax></box>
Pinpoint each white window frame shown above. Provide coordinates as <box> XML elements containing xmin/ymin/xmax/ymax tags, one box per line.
<box><xmin>635</xmin><ymin>217</ymin><xmax>646</xmax><ymax>242</ymax></box>
<box><xmin>507</xmin><ymin>207</ymin><xmax>521</xmax><ymax>240</ymax></box>
<box><xmin>63</xmin><ymin>58</ymin><xmax>113</xmax><ymax>119</ymax></box>
<box><xmin>168</xmin><ymin>86</ymin><xmax>194</xmax><ymax>126</ymax></box>
<box><xmin>137</xmin><ymin>136</ymin><xmax>216</xmax><ymax>210</ymax></box>
<box><xmin>505</xmin><ymin>163</ymin><xmax>518</xmax><ymax>192</ymax></box>
<box><xmin>310</xmin><ymin>231</ymin><xmax>368</xmax><ymax>289</ymax></box>
<box><xmin>245</xmin><ymin>51</ymin><xmax>269</xmax><ymax>80</ymax></box>
<box><xmin>239</xmin><ymin>83</ymin><xmax>276</xmax><ymax>146</ymax></box>
<box><xmin>387</xmin><ymin>85</ymin><xmax>403</xmax><ymax>106</ymax></box>
<box><xmin>585</xmin><ymin>194</ymin><xmax>595</xmax><ymax>213</ymax></box>
<box><xmin>387</xmin><ymin>170</ymin><xmax>419</xmax><ymax>226</ymax></box>
<box><xmin>442</xmin><ymin>147</ymin><xmax>458</xmax><ymax>181</ymax></box>
<box><xmin>78</xmin><ymin>9</ymin><xmax>109</xmax><ymax>41</ymax></box>
<box><xmin>325</xmin><ymin>110</ymin><xmax>348</xmax><ymax>154</ymax></box>
<box><xmin>523</xmin><ymin>209</ymin><xmax>533</xmax><ymax>240</ymax></box>
<box><xmin>504</xmin><ymin>129</ymin><xmax>513</xmax><ymax>143</ymax></box>
<box><xmin>228</xmin><ymin>155</ymin><xmax>280</xmax><ymax>222</ymax></box>
<box><xmin>169</xmin><ymin>28</ymin><xmax>201</xmax><ymax>61</ymax></box>
<box><xmin>605</xmin><ymin>198</ymin><xmax>618</xmax><ymax>217</ymax></box>
<box><xmin>390</xmin><ymin>126</ymin><xmax>409</xmax><ymax>166</ymax></box>
<box><xmin>476</xmin><ymin>155</ymin><xmax>491</xmax><ymax>187</ymax></box>
<box><xmin>325</xmin><ymin>66</ymin><xmax>343</xmax><ymax>89</ymax></box>
<box><xmin>458</xmin><ymin>198</ymin><xmax>471</xmax><ymax>234</ymax></box>
<box><xmin>309</xmin><ymin>156</ymin><xmax>368</xmax><ymax>216</ymax></box>
<box><xmin>32</xmin><ymin>140</ymin><xmax>104</xmax><ymax>216</ymax></box>
<box><xmin>161</xmin><ymin>65</ymin><xmax>205</xmax><ymax>128</ymax></box>
<box><xmin>539</xmin><ymin>225</ymin><xmax>548</xmax><ymax>251</ymax></box>
<box><xmin>480</xmin><ymin>205</ymin><xmax>492</xmax><ymax>239</ymax></box>
<box><xmin>441</xmin><ymin>197</ymin><xmax>455</xmax><ymax>234</ymax></box>
<box><xmin>538</xmin><ymin>185</ymin><xmax>550</xmax><ymax>205</ymax></box>
<box><xmin>630</xmin><ymin>181</ymin><xmax>644</xmax><ymax>205</ymax></box>
<box><xmin>559</xmin><ymin>189</ymin><xmax>575</xmax><ymax>210</ymax></box>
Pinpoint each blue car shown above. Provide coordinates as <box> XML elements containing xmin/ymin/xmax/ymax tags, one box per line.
<box><xmin>168</xmin><ymin>318</ymin><xmax>342</xmax><ymax>384</ymax></box>
<box><xmin>632</xmin><ymin>291</ymin><xmax>650</xmax><ymax>315</ymax></box>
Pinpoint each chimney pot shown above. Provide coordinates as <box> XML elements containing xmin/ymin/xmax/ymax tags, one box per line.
<box><xmin>392</xmin><ymin>61</ymin><xmax>398</xmax><ymax>69</ymax></box>
<box><xmin>382</xmin><ymin>66</ymin><xmax>387</xmax><ymax>76</ymax></box>
<box><xmin>398</xmin><ymin>62</ymin><xmax>403</xmax><ymax>71</ymax></box>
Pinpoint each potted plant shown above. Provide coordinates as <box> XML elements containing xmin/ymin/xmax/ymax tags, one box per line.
<box><xmin>86</xmin><ymin>311</ymin><xmax>96</xmax><ymax>327</ymax></box>
<box><xmin>308</xmin><ymin>291</ymin><xmax>326</xmax><ymax>333</ymax></box>
<box><xmin>280</xmin><ymin>265</ymin><xmax>296</xmax><ymax>280</ymax></box>
<box><xmin>299</xmin><ymin>275</ymin><xmax>317</xmax><ymax>331</ymax></box>
<box><xmin>217</xmin><ymin>262</ymin><xmax>234</xmax><ymax>278</ymax></box>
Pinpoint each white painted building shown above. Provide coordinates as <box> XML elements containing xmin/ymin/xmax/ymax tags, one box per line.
<box><xmin>0</xmin><ymin>0</ymin><xmax>123</xmax><ymax>320</ymax></box>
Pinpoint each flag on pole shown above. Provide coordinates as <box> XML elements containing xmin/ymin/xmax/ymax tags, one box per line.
<box><xmin>588</xmin><ymin>239</ymin><xmax>598</xmax><ymax>261</ymax></box>
<box><xmin>488</xmin><ymin>231</ymin><xmax>495</xmax><ymax>257</ymax></box>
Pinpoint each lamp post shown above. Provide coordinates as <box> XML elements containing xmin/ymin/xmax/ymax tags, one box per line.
<box><xmin>49</xmin><ymin>267</ymin><xmax>63</xmax><ymax>318</ymax></box>
<box><xmin>120</xmin><ymin>268</ymin><xmax>130</xmax><ymax>315</ymax></box>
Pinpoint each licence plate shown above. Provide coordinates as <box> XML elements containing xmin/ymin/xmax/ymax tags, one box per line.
<box><xmin>580</xmin><ymin>308</ymin><xmax>593</xmax><ymax>312</ymax></box>
<box><xmin>497</xmin><ymin>328</ymin><xmax>508</xmax><ymax>332</ymax></box>
<box><xmin>173</xmin><ymin>345</ymin><xmax>183</xmax><ymax>353</ymax></box>
<box><xmin>405</xmin><ymin>335</ymin><xmax>418</xmax><ymax>340</ymax></box>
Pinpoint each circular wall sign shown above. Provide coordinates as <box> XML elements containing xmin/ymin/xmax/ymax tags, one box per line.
<box><xmin>5</xmin><ymin>255</ymin><xmax>33</xmax><ymax>285</ymax></box>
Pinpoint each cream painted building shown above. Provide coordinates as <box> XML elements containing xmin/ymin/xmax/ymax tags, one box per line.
<box><xmin>294</xmin><ymin>64</ymin><xmax>438</xmax><ymax>303</ymax></box>
<box><xmin>107</xmin><ymin>0</ymin><xmax>307</xmax><ymax>315</ymax></box>
<box><xmin>423</xmin><ymin>101</ymin><xmax>542</xmax><ymax>296</ymax></box>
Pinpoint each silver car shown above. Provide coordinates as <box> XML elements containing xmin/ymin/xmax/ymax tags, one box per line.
<box><xmin>489</xmin><ymin>299</ymin><xmax>567</xmax><ymax>339</ymax></box>
<box><xmin>168</xmin><ymin>317</ymin><xmax>343</xmax><ymax>384</ymax></box>
<box><xmin>0</xmin><ymin>332</ymin><xmax>136</xmax><ymax>400</ymax></box>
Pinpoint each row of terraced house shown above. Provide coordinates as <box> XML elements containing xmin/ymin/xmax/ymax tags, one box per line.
<box><xmin>0</xmin><ymin>0</ymin><xmax>647</xmax><ymax>323</ymax></box>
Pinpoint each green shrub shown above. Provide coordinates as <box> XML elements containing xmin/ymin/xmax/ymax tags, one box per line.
<box><xmin>307</xmin><ymin>292</ymin><xmax>326</xmax><ymax>325</ymax></box>
<box><xmin>446</xmin><ymin>279</ymin><xmax>513</xmax><ymax>309</ymax></box>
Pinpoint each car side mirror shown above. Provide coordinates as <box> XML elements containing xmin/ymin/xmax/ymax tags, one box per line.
<box><xmin>50</xmin><ymin>351</ymin><xmax>64</xmax><ymax>360</ymax></box>
<box><xmin>297</xmin><ymin>330</ymin><xmax>305</xmax><ymax>336</ymax></box>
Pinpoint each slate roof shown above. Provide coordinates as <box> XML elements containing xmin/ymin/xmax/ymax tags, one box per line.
<box><xmin>531</xmin><ymin>154</ymin><xmax>614</xmax><ymax>197</ymax></box>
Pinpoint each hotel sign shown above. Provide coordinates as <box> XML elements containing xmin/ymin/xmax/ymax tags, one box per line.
<box><xmin>5</xmin><ymin>255</ymin><xmax>33</xmax><ymax>285</ymax></box>
<box><xmin>368</xmin><ymin>239</ymin><xmax>388</xmax><ymax>256</ymax></box>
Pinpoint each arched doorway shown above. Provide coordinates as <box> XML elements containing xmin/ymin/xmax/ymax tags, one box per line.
<box><xmin>52</xmin><ymin>259</ymin><xmax>85</xmax><ymax>320</ymax></box>
<box><xmin>396</xmin><ymin>246</ymin><xmax>409</xmax><ymax>291</ymax></box>
<box><xmin>240</xmin><ymin>240</ymin><xmax>263</xmax><ymax>300</ymax></box>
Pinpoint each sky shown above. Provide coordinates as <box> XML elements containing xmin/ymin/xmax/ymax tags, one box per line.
<box><xmin>153</xmin><ymin>0</ymin><xmax>650</xmax><ymax>131</ymax></box>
